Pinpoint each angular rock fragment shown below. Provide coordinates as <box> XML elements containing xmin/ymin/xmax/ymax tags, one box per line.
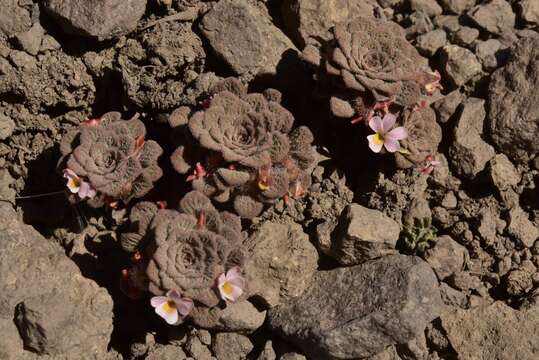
<box><xmin>268</xmin><ymin>255</ymin><xmax>442</xmax><ymax>359</ymax></box>
<box><xmin>519</xmin><ymin>0</ymin><xmax>539</xmax><ymax>25</ymax></box>
<box><xmin>467</xmin><ymin>0</ymin><xmax>515</xmax><ymax>35</ymax></box>
<box><xmin>200</xmin><ymin>0</ymin><xmax>297</xmax><ymax>79</ymax></box>
<box><xmin>488</xmin><ymin>35</ymin><xmax>539</xmax><ymax>163</ymax></box>
<box><xmin>318</xmin><ymin>204</ymin><xmax>400</xmax><ymax>265</ymax></box>
<box><xmin>416</xmin><ymin>29</ymin><xmax>447</xmax><ymax>56</ymax></box>
<box><xmin>449</xmin><ymin>98</ymin><xmax>495</xmax><ymax>178</ymax></box>
<box><xmin>507</xmin><ymin>206</ymin><xmax>539</xmax><ymax>248</ymax></box>
<box><xmin>212</xmin><ymin>333</ymin><xmax>253</xmax><ymax>360</ymax></box>
<box><xmin>488</xmin><ymin>154</ymin><xmax>520</xmax><ymax>191</ymax></box>
<box><xmin>439</xmin><ymin>45</ymin><xmax>482</xmax><ymax>87</ymax></box>
<box><xmin>190</xmin><ymin>300</ymin><xmax>266</xmax><ymax>333</ymax></box>
<box><xmin>440</xmin><ymin>302</ymin><xmax>539</xmax><ymax>359</ymax></box>
<box><xmin>438</xmin><ymin>0</ymin><xmax>476</xmax><ymax>15</ymax></box>
<box><xmin>281</xmin><ymin>0</ymin><xmax>377</xmax><ymax>47</ymax></box>
<box><xmin>0</xmin><ymin>203</ymin><xmax>113</xmax><ymax>358</ymax></box>
<box><xmin>44</xmin><ymin>0</ymin><xmax>147</xmax><ymax>40</ymax></box>
<box><xmin>244</xmin><ymin>222</ymin><xmax>318</xmax><ymax>308</ymax></box>
<box><xmin>424</xmin><ymin>235</ymin><xmax>467</xmax><ymax>280</ymax></box>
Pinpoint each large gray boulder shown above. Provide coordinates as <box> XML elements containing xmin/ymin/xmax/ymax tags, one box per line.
<box><xmin>268</xmin><ymin>255</ymin><xmax>442</xmax><ymax>359</ymax></box>
<box><xmin>0</xmin><ymin>203</ymin><xmax>114</xmax><ymax>359</ymax></box>
<box><xmin>44</xmin><ymin>0</ymin><xmax>147</xmax><ymax>40</ymax></box>
<box><xmin>488</xmin><ymin>34</ymin><xmax>539</xmax><ymax>163</ymax></box>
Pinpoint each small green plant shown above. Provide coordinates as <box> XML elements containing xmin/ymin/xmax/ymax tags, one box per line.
<box><xmin>401</xmin><ymin>217</ymin><xmax>437</xmax><ymax>254</ymax></box>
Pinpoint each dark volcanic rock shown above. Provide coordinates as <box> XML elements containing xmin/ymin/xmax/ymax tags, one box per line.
<box><xmin>268</xmin><ymin>255</ymin><xmax>442</xmax><ymax>359</ymax></box>
<box><xmin>44</xmin><ymin>0</ymin><xmax>147</xmax><ymax>40</ymax></box>
<box><xmin>488</xmin><ymin>34</ymin><xmax>539</xmax><ymax>163</ymax></box>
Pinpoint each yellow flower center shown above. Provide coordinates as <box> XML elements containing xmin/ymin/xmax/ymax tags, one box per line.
<box><xmin>258</xmin><ymin>181</ymin><xmax>270</xmax><ymax>191</ymax></box>
<box><xmin>162</xmin><ymin>300</ymin><xmax>176</xmax><ymax>314</ymax></box>
<box><xmin>222</xmin><ymin>281</ymin><xmax>234</xmax><ymax>295</ymax></box>
<box><xmin>373</xmin><ymin>133</ymin><xmax>384</xmax><ymax>145</ymax></box>
<box><xmin>67</xmin><ymin>177</ymin><xmax>81</xmax><ymax>191</ymax></box>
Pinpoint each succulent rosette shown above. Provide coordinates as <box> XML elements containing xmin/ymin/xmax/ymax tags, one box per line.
<box><xmin>170</xmin><ymin>78</ymin><xmax>317</xmax><ymax>218</ymax></box>
<box><xmin>301</xmin><ymin>16</ymin><xmax>441</xmax><ymax>121</ymax></box>
<box><xmin>58</xmin><ymin>112</ymin><xmax>163</xmax><ymax>207</ymax></box>
<box><xmin>121</xmin><ymin>191</ymin><xmax>246</xmax><ymax>307</ymax></box>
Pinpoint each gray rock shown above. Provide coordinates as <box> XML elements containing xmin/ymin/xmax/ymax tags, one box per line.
<box><xmin>268</xmin><ymin>255</ymin><xmax>442</xmax><ymax>359</ymax></box>
<box><xmin>212</xmin><ymin>333</ymin><xmax>253</xmax><ymax>360</ymax></box>
<box><xmin>281</xmin><ymin>0</ymin><xmax>377</xmax><ymax>48</ymax></box>
<box><xmin>404</xmin><ymin>11</ymin><xmax>434</xmax><ymax>36</ymax></box>
<box><xmin>185</xmin><ymin>336</ymin><xmax>212</xmax><ymax>360</ymax></box>
<box><xmin>0</xmin><ymin>114</ymin><xmax>15</xmax><ymax>140</ymax></box>
<box><xmin>440</xmin><ymin>191</ymin><xmax>457</xmax><ymax>209</ymax></box>
<box><xmin>467</xmin><ymin>0</ymin><xmax>515</xmax><ymax>35</ymax></box>
<box><xmin>488</xmin><ymin>35</ymin><xmax>539</xmax><ymax>163</ymax></box>
<box><xmin>409</xmin><ymin>0</ymin><xmax>443</xmax><ymax>17</ymax></box>
<box><xmin>507</xmin><ymin>206</ymin><xmax>539</xmax><ymax>248</ymax></box>
<box><xmin>325</xmin><ymin>204</ymin><xmax>400</xmax><ymax>265</ymax></box>
<box><xmin>519</xmin><ymin>0</ymin><xmax>539</xmax><ymax>24</ymax></box>
<box><xmin>440</xmin><ymin>302</ymin><xmax>539</xmax><ymax>359</ymax></box>
<box><xmin>244</xmin><ymin>222</ymin><xmax>318</xmax><ymax>308</ymax></box>
<box><xmin>424</xmin><ymin>235</ymin><xmax>467</xmax><ymax>280</ymax></box>
<box><xmin>43</xmin><ymin>0</ymin><xmax>147</xmax><ymax>40</ymax></box>
<box><xmin>0</xmin><ymin>0</ymin><xmax>32</xmax><ymax>36</ymax></box>
<box><xmin>190</xmin><ymin>300</ymin><xmax>266</xmax><ymax>333</ymax></box>
<box><xmin>145</xmin><ymin>344</ymin><xmax>187</xmax><ymax>360</ymax></box>
<box><xmin>449</xmin><ymin>98</ymin><xmax>496</xmax><ymax>178</ymax></box>
<box><xmin>431</xmin><ymin>89</ymin><xmax>463</xmax><ymax>123</ymax></box>
<box><xmin>477</xmin><ymin>208</ymin><xmax>498</xmax><ymax>244</ymax></box>
<box><xmin>416</xmin><ymin>29</ymin><xmax>447</xmax><ymax>56</ymax></box>
<box><xmin>439</xmin><ymin>45</ymin><xmax>482</xmax><ymax>87</ymax></box>
<box><xmin>280</xmin><ymin>353</ymin><xmax>307</xmax><ymax>360</ymax></box>
<box><xmin>0</xmin><ymin>203</ymin><xmax>113</xmax><ymax>358</ymax></box>
<box><xmin>475</xmin><ymin>38</ymin><xmax>508</xmax><ymax>71</ymax></box>
<box><xmin>505</xmin><ymin>269</ymin><xmax>533</xmax><ymax>296</ymax></box>
<box><xmin>433</xmin><ymin>15</ymin><xmax>461</xmax><ymax>33</ymax></box>
<box><xmin>8</xmin><ymin>50</ymin><xmax>37</xmax><ymax>71</ymax></box>
<box><xmin>452</xmin><ymin>26</ymin><xmax>479</xmax><ymax>47</ymax></box>
<box><xmin>200</xmin><ymin>0</ymin><xmax>297</xmax><ymax>80</ymax></box>
<box><xmin>438</xmin><ymin>0</ymin><xmax>476</xmax><ymax>14</ymax></box>
<box><xmin>15</xmin><ymin>23</ymin><xmax>45</xmax><ymax>56</ymax></box>
<box><xmin>257</xmin><ymin>340</ymin><xmax>276</xmax><ymax>360</ymax></box>
<box><xmin>488</xmin><ymin>154</ymin><xmax>520</xmax><ymax>191</ymax></box>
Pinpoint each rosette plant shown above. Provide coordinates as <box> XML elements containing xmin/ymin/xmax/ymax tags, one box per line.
<box><xmin>120</xmin><ymin>191</ymin><xmax>246</xmax><ymax>308</ymax></box>
<box><xmin>301</xmin><ymin>16</ymin><xmax>441</xmax><ymax>123</ymax></box>
<box><xmin>169</xmin><ymin>78</ymin><xmax>317</xmax><ymax>218</ymax></box>
<box><xmin>58</xmin><ymin>112</ymin><xmax>163</xmax><ymax>207</ymax></box>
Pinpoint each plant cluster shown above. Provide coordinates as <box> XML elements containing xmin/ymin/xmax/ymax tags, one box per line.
<box><xmin>120</xmin><ymin>191</ymin><xmax>247</xmax><ymax>323</ymax></box>
<box><xmin>401</xmin><ymin>217</ymin><xmax>438</xmax><ymax>254</ymax></box>
<box><xmin>301</xmin><ymin>16</ymin><xmax>442</xmax><ymax>167</ymax></box>
<box><xmin>58</xmin><ymin>112</ymin><xmax>163</xmax><ymax>208</ymax></box>
<box><xmin>169</xmin><ymin>77</ymin><xmax>317</xmax><ymax>218</ymax></box>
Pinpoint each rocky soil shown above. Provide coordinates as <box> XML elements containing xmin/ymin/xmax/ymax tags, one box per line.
<box><xmin>0</xmin><ymin>0</ymin><xmax>538</xmax><ymax>359</ymax></box>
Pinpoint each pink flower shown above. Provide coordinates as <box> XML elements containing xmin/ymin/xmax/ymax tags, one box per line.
<box><xmin>366</xmin><ymin>113</ymin><xmax>408</xmax><ymax>153</ymax></box>
<box><xmin>217</xmin><ymin>267</ymin><xmax>246</xmax><ymax>303</ymax></box>
<box><xmin>150</xmin><ymin>290</ymin><xmax>194</xmax><ymax>325</ymax></box>
<box><xmin>420</xmin><ymin>155</ymin><xmax>441</xmax><ymax>175</ymax></box>
<box><xmin>63</xmin><ymin>168</ymin><xmax>96</xmax><ymax>199</ymax></box>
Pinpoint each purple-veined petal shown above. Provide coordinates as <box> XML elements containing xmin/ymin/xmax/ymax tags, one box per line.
<box><xmin>368</xmin><ymin>116</ymin><xmax>384</xmax><ymax>133</ymax></box>
<box><xmin>175</xmin><ymin>297</ymin><xmax>194</xmax><ymax>317</ymax></box>
<box><xmin>225</xmin><ymin>267</ymin><xmax>246</xmax><ymax>288</ymax></box>
<box><xmin>166</xmin><ymin>289</ymin><xmax>182</xmax><ymax>301</ymax></box>
<box><xmin>386</xmin><ymin>126</ymin><xmax>408</xmax><ymax>141</ymax></box>
<box><xmin>78</xmin><ymin>182</ymin><xmax>91</xmax><ymax>198</ymax></box>
<box><xmin>155</xmin><ymin>302</ymin><xmax>179</xmax><ymax>325</ymax></box>
<box><xmin>367</xmin><ymin>135</ymin><xmax>384</xmax><ymax>153</ymax></box>
<box><xmin>63</xmin><ymin>168</ymin><xmax>78</xmax><ymax>179</ymax></box>
<box><xmin>384</xmin><ymin>138</ymin><xmax>401</xmax><ymax>153</ymax></box>
<box><xmin>150</xmin><ymin>296</ymin><xmax>168</xmax><ymax>308</ymax></box>
<box><xmin>381</xmin><ymin>113</ymin><xmax>396</xmax><ymax>132</ymax></box>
